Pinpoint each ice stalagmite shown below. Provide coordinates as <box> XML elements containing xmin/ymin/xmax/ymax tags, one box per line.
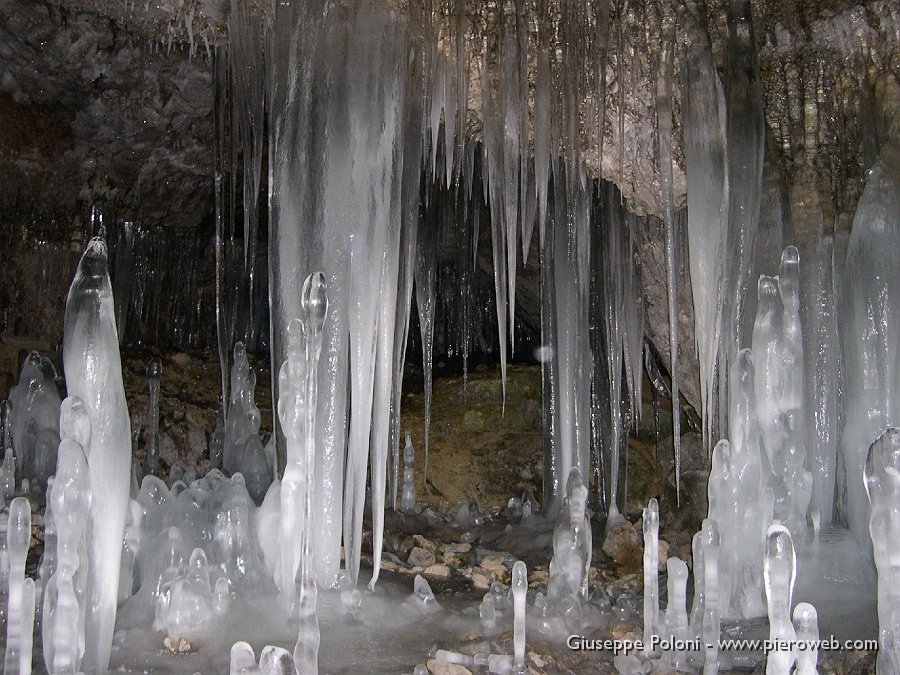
<box><xmin>841</xmin><ymin>142</ymin><xmax>900</xmax><ymax>545</ymax></box>
<box><xmin>277</xmin><ymin>319</ymin><xmax>307</xmax><ymax>612</ymax></box>
<box><xmin>642</xmin><ymin>498</ymin><xmax>660</xmax><ymax>652</ymax></box>
<box><xmin>680</xmin><ymin>9</ymin><xmax>728</xmax><ymax>447</ymax></box>
<box><xmin>62</xmin><ymin>237</ymin><xmax>132</xmax><ymax>673</ymax></box>
<box><xmin>792</xmin><ymin>603</ymin><xmax>819</xmax><ymax>675</ymax></box>
<box><xmin>43</xmin><ymin>422</ymin><xmax>91</xmax><ymax>673</ymax></box>
<box><xmin>4</xmin><ymin>497</ymin><xmax>30</xmax><ymax>674</ymax></box>
<box><xmin>295</xmin><ymin>273</ymin><xmax>326</xmax><ymax>673</ymax></box>
<box><xmin>708</xmin><ymin>350</ymin><xmax>769</xmax><ymax>619</ymax></box>
<box><xmin>512</xmin><ymin>560</ymin><xmax>527</xmax><ymax>669</ymax></box>
<box><xmin>664</xmin><ymin>557</ymin><xmax>689</xmax><ymax>671</ymax></box>
<box><xmin>700</xmin><ymin>519</ymin><xmax>720</xmax><ymax>663</ymax></box>
<box><xmin>656</xmin><ymin>38</ymin><xmax>682</xmax><ymax>501</ymax></box>
<box><xmin>864</xmin><ymin>428</ymin><xmax>900</xmax><ymax>672</ymax></box>
<box><xmin>763</xmin><ymin>524</ymin><xmax>797</xmax><ymax>674</ymax></box>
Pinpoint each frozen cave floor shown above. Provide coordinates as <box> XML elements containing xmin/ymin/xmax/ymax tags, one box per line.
<box><xmin>0</xmin><ymin>344</ymin><xmax>880</xmax><ymax>673</ymax></box>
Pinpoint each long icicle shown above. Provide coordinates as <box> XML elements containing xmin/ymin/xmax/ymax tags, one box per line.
<box><xmin>656</xmin><ymin>37</ymin><xmax>682</xmax><ymax>502</ymax></box>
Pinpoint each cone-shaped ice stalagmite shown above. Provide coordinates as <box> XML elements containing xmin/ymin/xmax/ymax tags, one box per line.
<box><xmin>763</xmin><ymin>523</ymin><xmax>797</xmax><ymax>674</ymax></box>
<box><xmin>62</xmin><ymin>237</ymin><xmax>132</xmax><ymax>672</ymax></box>
<box><xmin>864</xmin><ymin>427</ymin><xmax>900</xmax><ymax>672</ymax></box>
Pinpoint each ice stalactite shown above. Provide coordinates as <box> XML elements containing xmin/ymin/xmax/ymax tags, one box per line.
<box><xmin>267</xmin><ymin>0</ymin><xmax>414</xmax><ymax>587</ymax></box>
<box><xmin>763</xmin><ymin>524</ymin><xmax>797</xmax><ymax>674</ymax></box>
<box><xmin>415</xmin><ymin>198</ymin><xmax>438</xmax><ymax>485</ymax></box>
<box><xmin>227</xmin><ymin>1</ymin><xmax>265</xmax><ymax>323</ymax></box>
<box><xmin>481</xmin><ymin>43</ymin><xmax>510</xmax><ymax>413</ymax></box>
<box><xmin>389</xmin><ymin>58</ymin><xmax>424</xmax><ymax>511</ymax></box>
<box><xmin>62</xmin><ymin>237</ymin><xmax>132</xmax><ymax>673</ymax></box>
<box><xmin>865</xmin><ymin>428</ymin><xmax>900</xmax><ymax>672</ymax></box>
<box><xmin>680</xmin><ymin>7</ymin><xmax>729</xmax><ymax>448</ymax></box>
<box><xmin>656</xmin><ymin>38</ymin><xmax>682</xmax><ymax>501</ymax></box>
<box><xmin>144</xmin><ymin>357</ymin><xmax>161</xmax><ymax>477</ymax></box>
<box><xmin>721</xmin><ymin>0</ymin><xmax>765</xmax><ymax>367</ymax></box>
<box><xmin>840</xmin><ymin>142</ymin><xmax>900</xmax><ymax>546</ymax></box>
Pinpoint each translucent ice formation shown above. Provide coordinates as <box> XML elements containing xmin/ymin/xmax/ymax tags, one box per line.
<box><xmin>763</xmin><ymin>523</ymin><xmax>797</xmax><ymax>674</ymax></box>
<box><xmin>864</xmin><ymin>428</ymin><xmax>900</xmax><ymax>672</ymax></box>
<box><xmin>62</xmin><ymin>237</ymin><xmax>132</xmax><ymax>672</ymax></box>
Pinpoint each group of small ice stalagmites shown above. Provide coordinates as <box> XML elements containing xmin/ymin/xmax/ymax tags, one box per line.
<box><xmin>625</xmin><ymin>498</ymin><xmax>821</xmax><ymax>675</ymax></box>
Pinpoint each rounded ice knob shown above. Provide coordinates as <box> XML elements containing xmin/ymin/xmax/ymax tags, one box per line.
<box><xmin>512</xmin><ymin>560</ymin><xmax>527</xmax><ymax>590</ymax></box>
<box><xmin>147</xmin><ymin>357</ymin><xmax>162</xmax><ymax>381</ymax></box>
<box><xmin>8</xmin><ymin>496</ymin><xmax>31</xmax><ymax>553</ymax></box>
<box><xmin>301</xmin><ymin>271</ymin><xmax>328</xmax><ymax>334</ymax></box>
<box><xmin>285</xmin><ymin>317</ymin><xmax>306</xmax><ymax>349</ymax></box>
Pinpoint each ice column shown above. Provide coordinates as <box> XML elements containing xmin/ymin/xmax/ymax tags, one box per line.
<box><xmin>864</xmin><ymin>427</ymin><xmax>900</xmax><ymax>672</ymax></box>
<box><xmin>763</xmin><ymin>524</ymin><xmax>797</xmax><ymax>674</ymax></box>
<box><xmin>145</xmin><ymin>357</ymin><xmax>161</xmax><ymax>476</ymax></box>
<box><xmin>642</xmin><ymin>498</ymin><xmax>660</xmax><ymax>651</ymax></box>
<box><xmin>841</xmin><ymin>144</ymin><xmax>900</xmax><ymax>545</ymax></box>
<box><xmin>62</xmin><ymin>237</ymin><xmax>132</xmax><ymax>672</ymax></box>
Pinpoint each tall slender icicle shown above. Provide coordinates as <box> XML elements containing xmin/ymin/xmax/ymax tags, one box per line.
<box><xmin>481</xmin><ymin>29</ymin><xmax>509</xmax><ymax>412</ymax></box>
<box><xmin>62</xmin><ymin>238</ymin><xmax>132</xmax><ymax>673</ymax></box>
<box><xmin>389</xmin><ymin>46</ymin><xmax>424</xmax><ymax>511</ymax></box>
<box><xmin>227</xmin><ymin>2</ymin><xmax>265</xmax><ymax>324</ymax></box>
<box><xmin>680</xmin><ymin>6</ymin><xmax>728</xmax><ymax>448</ymax></box>
<box><xmin>720</xmin><ymin>0</ymin><xmax>765</xmax><ymax>407</ymax></box>
<box><xmin>656</xmin><ymin>39</ymin><xmax>682</xmax><ymax>501</ymax></box>
<box><xmin>415</xmin><ymin>197</ymin><xmax>438</xmax><ymax>485</ymax></box>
